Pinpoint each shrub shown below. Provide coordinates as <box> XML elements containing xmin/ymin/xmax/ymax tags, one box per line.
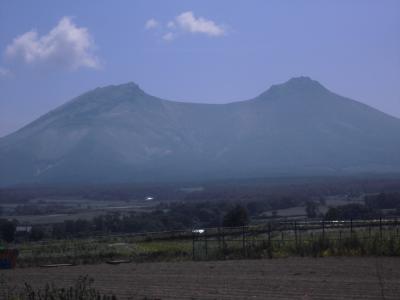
<box><xmin>222</xmin><ymin>205</ymin><xmax>249</xmax><ymax>227</ymax></box>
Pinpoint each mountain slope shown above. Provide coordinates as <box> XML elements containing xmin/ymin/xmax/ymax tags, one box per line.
<box><xmin>1</xmin><ymin>77</ymin><xmax>400</xmax><ymax>186</ymax></box>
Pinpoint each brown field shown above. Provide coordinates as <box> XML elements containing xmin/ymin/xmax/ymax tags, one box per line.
<box><xmin>1</xmin><ymin>257</ymin><xmax>400</xmax><ymax>299</ymax></box>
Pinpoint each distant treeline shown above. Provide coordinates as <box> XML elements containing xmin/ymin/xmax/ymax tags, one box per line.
<box><xmin>1</xmin><ymin>192</ymin><xmax>400</xmax><ymax>243</ymax></box>
<box><xmin>3</xmin><ymin>196</ymin><xmax>300</xmax><ymax>242</ymax></box>
<box><xmin>325</xmin><ymin>192</ymin><xmax>400</xmax><ymax>220</ymax></box>
<box><xmin>1</xmin><ymin>175</ymin><xmax>400</xmax><ymax>204</ymax></box>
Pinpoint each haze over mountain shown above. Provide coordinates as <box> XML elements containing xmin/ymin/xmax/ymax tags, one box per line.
<box><xmin>1</xmin><ymin>76</ymin><xmax>400</xmax><ymax>186</ymax></box>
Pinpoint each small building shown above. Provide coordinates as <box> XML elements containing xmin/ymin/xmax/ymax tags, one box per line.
<box><xmin>16</xmin><ymin>225</ymin><xmax>32</xmax><ymax>234</ymax></box>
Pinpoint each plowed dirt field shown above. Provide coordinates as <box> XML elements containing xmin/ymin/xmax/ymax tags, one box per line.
<box><xmin>2</xmin><ymin>257</ymin><xmax>400</xmax><ymax>299</ymax></box>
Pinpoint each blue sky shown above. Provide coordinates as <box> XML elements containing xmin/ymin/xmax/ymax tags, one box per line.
<box><xmin>0</xmin><ymin>0</ymin><xmax>399</xmax><ymax>137</ymax></box>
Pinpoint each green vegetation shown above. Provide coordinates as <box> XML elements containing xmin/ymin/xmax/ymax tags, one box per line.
<box><xmin>8</xmin><ymin>191</ymin><xmax>398</xmax><ymax>244</ymax></box>
<box><xmin>13</xmin><ymin>221</ymin><xmax>400</xmax><ymax>268</ymax></box>
<box><xmin>222</xmin><ymin>205</ymin><xmax>249</xmax><ymax>227</ymax></box>
<box><xmin>16</xmin><ymin>237</ymin><xmax>193</xmax><ymax>267</ymax></box>
<box><xmin>0</xmin><ymin>219</ymin><xmax>16</xmax><ymax>242</ymax></box>
<box><xmin>193</xmin><ymin>226</ymin><xmax>400</xmax><ymax>260</ymax></box>
<box><xmin>0</xmin><ymin>184</ymin><xmax>399</xmax><ymax>268</ymax></box>
<box><xmin>324</xmin><ymin>204</ymin><xmax>376</xmax><ymax>220</ymax></box>
<box><xmin>259</xmin><ymin>230</ymin><xmax>400</xmax><ymax>258</ymax></box>
<box><xmin>324</xmin><ymin>192</ymin><xmax>400</xmax><ymax>220</ymax></box>
<box><xmin>305</xmin><ymin>200</ymin><xmax>319</xmax><ymax>218</ymax></box>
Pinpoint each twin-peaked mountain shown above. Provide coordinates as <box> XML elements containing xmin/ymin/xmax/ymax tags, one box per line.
<box><xmin>1</xmin><ymin>77</ymin><xmax>400</xmax><ymax>186</ymax></box>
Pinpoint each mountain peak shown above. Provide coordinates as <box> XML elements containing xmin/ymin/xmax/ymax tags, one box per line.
<box><xmin>119</xmin><ymin>81</ymin><xmax>141</xmax><ymax>89</ymax></box>
<box><xmin>260</xmin><ymin>76</ymin><xmax>327</xmax><ymax>98</ymax></box>
<box><xmin>106</xmin><ymin>81</ymin><xmax>144</xmax><ymax>93</ymax></box>
<box><xmin>85</xmin><ymin>81</ymin><xmax>147</xmax><ymax>100</ymax></box>
<box><xmin>279</xmin><ymin>76</ymin><xmax>326</xmax><ymax>90</ymax></box>
<box><xmin>286</xmin><ymin>76</ymin><xmax>320</xmax><ymax>85</ymax></box>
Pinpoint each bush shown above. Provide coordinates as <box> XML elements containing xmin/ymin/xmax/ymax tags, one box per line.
<box><xmin>0</xmin><ymin>219</ymin><xmax>16</xmax><ymax>243</ymax></box>
<box><xmin>305</xmin><ymin>201</ymin><xmax>318</xmax><ymax>218</ymax></box>
<box><xmin>324</xmin><ymin>204</ymin><xmax>376</xmax><ymax>220</ymax></box>
<box><xmin>222</xmin><ymin>205</ymin><xmax>249</xmax><ymax>227</ymax></box>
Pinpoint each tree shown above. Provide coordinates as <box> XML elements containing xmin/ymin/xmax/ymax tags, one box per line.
<box><xmin>30</xmin><ymin>226</ymin><xmax>45</xmax><ymax>241</ymax></box>
<box><xmin>325</xmin><ymin>204</ymin><xmax>376</xmax><ymax>220</ymax></box>
<box><xmin>0</xmin><ymin>219</ymin><xmax>16</xmax><ymax>243</ymax></box>
<box><xmin>222</xmin><ymin>205</ymin><xmax>249</xmax><ymax>227</ymax></box>
<box><xmin>324</xmin><ymin>207</ymin><xmax>339</xmax><ymax>220</ymax></box>
<box><xmin>305</xmin><ymin>201</ymin><xmax>318</xmax><ymax>218</ymax></box>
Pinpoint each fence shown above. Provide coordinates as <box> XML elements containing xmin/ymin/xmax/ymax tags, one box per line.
<box><xmin>16</xmin><ymin>218</ymin><xmax>400</xmax><ymax>266</ymax></box>
<box><xmin>192</xmin><ymin>218</ymin><xmax>400</xmax><ymax>260</ymax></box>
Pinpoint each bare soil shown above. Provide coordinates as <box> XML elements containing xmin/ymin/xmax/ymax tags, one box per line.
<box><xmin>2</xmin><ymin>257</ymin><xmax>400</xmax><ymax>299</ymax></box>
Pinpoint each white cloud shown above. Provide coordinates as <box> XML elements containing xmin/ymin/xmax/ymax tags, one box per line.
<box><xmin>175</xmin><ymin>11</ymin><xmax>225</xmax><ymax>37</ymax></box>
<box><xmin>162</xmin><ymin>32</ymin><xmax>175</xmax><ymax>41</ymax></box>
<box><xmin>167</xmin><ymin>21</ymin><xmax>175</xmax><ymax>29</ymax></box>
<box><xmin>145</xmin><ymin>11</ymin><xmax>226</xmax><ymax>42</ymax></box>
<box><xmin>0</xmin><ymin>67</ymin><xmax>11</xmax><ymax>78</ymax></box>
<box><xmin>5</xmin><ymin>17</ymin><xmax>99</xmax><ymax>70</ymax></box>
<box><xmin>145</xmin><ymin>18</ymin><xmax>159</xmax><ymax>30</ymax></box>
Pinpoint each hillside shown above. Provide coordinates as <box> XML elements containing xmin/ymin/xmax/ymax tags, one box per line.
<box><xmin>1</xmin><ymin>76</ymin><xmax>400</xmax><ymax>186</ymax></box>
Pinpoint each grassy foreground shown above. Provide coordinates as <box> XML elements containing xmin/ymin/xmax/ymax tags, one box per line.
<box><xmin>13</xmin><ymin>226</ymin><xmax>400</xmax><ymax>267</ymax></box>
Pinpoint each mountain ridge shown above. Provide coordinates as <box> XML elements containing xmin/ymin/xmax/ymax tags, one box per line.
<box><xmin>1</xmin><ymin>76</ymin><xmax>400</xmax><ymax>186</ymax></box>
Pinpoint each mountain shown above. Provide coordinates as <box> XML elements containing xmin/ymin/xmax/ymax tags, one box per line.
<box><xmin>1</xmin><ymin>76</ymin><xmax>400</xmax><ymax>186</ymax></box>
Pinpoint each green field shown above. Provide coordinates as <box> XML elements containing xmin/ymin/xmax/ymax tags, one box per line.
<box><xmin>13</xmin><ymin>220</ymin><xmax>400</xmax><ymax>267</ymax></box>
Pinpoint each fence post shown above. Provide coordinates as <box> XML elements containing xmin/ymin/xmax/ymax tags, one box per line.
<box><xmin>299</xmin><ymin>222</ymin><xmax>302</xmax><ymax>245</ymax></box>
<box><xmin>322</xmin><ymin>219</ymin><xmax>325</xmax><ymax>240</ymax></box>
<box><xmin>242</xmin><ymin>226</ymin><xmax>246</xmax><ymax>258</ymax></box>
<box><xmin>222</xmin><ymin>228</ymin><xmax>225</xmax><ymax>259</ymax></box>
<box><xmin>350</xmin><ymin>219</ymin><xmax>353</xmax><ymax>238</ymax></box>
<box><xmin>379</xmin><ymin>217</ymin><xmax>382</xmax><ymax>240</ymax></box>
<box><xmin>205</xmin><ymin>231</ymin><xmax>208</xmax><ymax>259</ymax></box>
<box><xmin>192</xmin><ymin>232</ymin><xmax>195</xmax><ymax>261</ymax></box>
<box><xmin>268</xmin><ymin>222</ymin><xmax>272</xmax><ymax>245</ymax></box>
<box><xmin>368</xmin><ymin>221</ymin><xmax>371</xmax><ymax>239</ymax></box>
<box><xmin>294</xmin><ymin>221</ymin><xmax>298</xmax><ymax>247</ymax></box>
<box><xmin>268</xmin><ymin>222</ymin><xmax>272</xmax><ymax>258</ymax></box>
<box><xmin>391</xmin><ymin>218</ymin><xmax>395</xmax><ymax>239</ymax></box>
<box><xmin>217</xmin><ymin>227</ymin><xmax>221</xmax><ymax>256</ymax></box>
<box><xmin>218</xmin><ymin>227</ymin><xmax>222</xmax><ymax>255</ymax></box>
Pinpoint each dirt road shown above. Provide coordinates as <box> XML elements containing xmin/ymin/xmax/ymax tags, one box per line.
<box><xmin>2</xmin><ymin>257</ymin><xmax>400</xmax><ymax>299</ymax></box>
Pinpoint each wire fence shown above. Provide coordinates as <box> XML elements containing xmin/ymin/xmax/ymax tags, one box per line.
<box><xmin>191</xmin><ymin>218</ymin><xmax>400</xmax><ymax>260</ymax></box>
<box><xmin>15</xmin><ymin>218</ymin><xmax>400</xmax><ymax>266</ymax></box>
